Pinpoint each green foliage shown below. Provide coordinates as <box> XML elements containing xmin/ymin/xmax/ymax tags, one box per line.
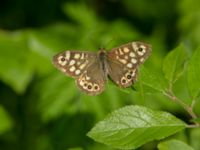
<box><xmin>0</xmin><ymin>31</ymin><xmax>34</xmax><ymax>93</ymax></box>
<box><xmin>158</xmin><ymin>139</ymin><xmax>194</xmax><ymax>150</ymax></box>
<box><xmin>187</xmin><ymin>47</ymin><xmax>200</xmax><ymax>99</ymax></box>
<box><xmin>0</xmin><ymin>106</ymin><xmax>13</xmax><ymax>134</ymax></box>
<box><xmin>137</xmin><ymin>66</ymin><xmax>167</xmax><ymax>93</ymax></box>
<box><xmin>189</xmin><ymin>128</ymin><xmax>200</xmax><ymax>149</ymax></box>
<box><xmin>163</xmin><ymin>44</ymin><xmax>187</xmax><ymax>87</ymax></box>
<box><xmin>88</xmin><ymin>106</ymin><xmax>186</xmax><ymax>149</ymax></box>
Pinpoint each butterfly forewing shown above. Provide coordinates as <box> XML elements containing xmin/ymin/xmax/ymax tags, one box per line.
<box><xmin>107</xmin><ymin>42</ymin><xmax>151</xmax><ymax>87</ymax></box>
<box><xmin>53</xmin><ymin>51</ymin><xmax>97</xmax><ymax>78</ymax></box>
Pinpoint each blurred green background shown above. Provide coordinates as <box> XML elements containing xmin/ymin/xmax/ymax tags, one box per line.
<box><xmin>0</xmin><ymin>0</ymin><xmax>200</xmax><ymax>150</ymax></box>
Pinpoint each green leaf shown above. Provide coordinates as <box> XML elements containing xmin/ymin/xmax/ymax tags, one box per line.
<box><xmin>36</xmin><ymin>73</ymin><xmax>77</xmax><ymax>122</ymax></box>
<box><xmin>162</xmin><ymin>44</ymin><xmax>187</xmax><ymax>87</ymax></box>
<box><xmin>190</xmin><ymin>117</ymin><xmax>200</xmax><ymax>123</ymax></box>
<box><xmin>0</xmin><ymin>31</ymin><xmax>34</xmax><ymax>93</ymax></box>
<box><xmin>187</xmin><ymin>46</ymin><xmax>200</xmax><ymax>99</ymax></box>
<box><xmin>87</xmin><ymin>105</ymin><xmax>186</xmax><ymax>149</ymax></box>
<box><xmin>68</xmin><ymin>148</ymin><xmax>83</xmax><ymax>150</ymax></box>
<box><xmin>63</xmin><ymin>3</ymin><xmax>97</xmax><ymax>27</ymax></box>
<box><xmin>158</xmin><ymin>139</ymin><xmax>194</xmax><ymax>150</ymax></box>
<box><xmin>189</xmin><ymin>128</ymin><xmax>200</xmax><ymax>150</ymax></box>
<box><xmin>0</xmin><ymin>106</ymin><xmax>13</xmax><ymax>134</ymax></box>
<box><xmin>137</xmin><ymin>66</ymin><xmax>167</xmax><ymax>93</ymax></box>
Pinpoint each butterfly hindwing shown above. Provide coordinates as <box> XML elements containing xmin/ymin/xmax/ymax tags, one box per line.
<box><xmin>107</xmin><ymin>59</ymin><xmax>138</xmax><ymax>87</ymax></box>
<box><xmin>76</xmin><ymin>60</ymin><xmax>107</xmax><ymax>95</ymax></box>
<box><xmin>107</xmin><ymin>42</ymin><xmax>151</xmax><ymax>87</ymax></box>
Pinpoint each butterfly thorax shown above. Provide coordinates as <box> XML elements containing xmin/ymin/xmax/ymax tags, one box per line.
<box><xmin>98</xmin><ymin>49</ymin><xmax>109</xmax><ymax>76</ymax></box>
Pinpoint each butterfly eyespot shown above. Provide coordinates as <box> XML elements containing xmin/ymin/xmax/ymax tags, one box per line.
<box><xmin>122</xmin><ymin>79</ymin><xmax>126</xmax><ymax>83</ymax></box>
<box><xmin>127</xmin><ymin>74</ymin><xmax>132</xmax><ymax>79</ymax></box>
<box><xmin>138</xmin><ymin>47</ymin><xmax>143</xmax><ymax>52</ymax></box>
<box><xmin>87</xmin><ymin>85</ymin><xmax>92</xmax><ymax>89</ymax></box>
<box><xmin>61</xmin><ymin>57</ymin><xmax>65</xmax><ymax>61</ymax></box>
<box><xmin>83</xmin><ymin>83</ymin><xmax>88</xmax><ymax>87</ymax></box>
<box><xmin>94</xmin><ymin>85</ymin><xmax>99</xmax><ymax>90</ymax></box>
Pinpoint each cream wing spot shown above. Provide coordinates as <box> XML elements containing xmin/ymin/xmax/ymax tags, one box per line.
<box><xmin>75</xmin><ymin>69</ymin><xmax>81</xmax><ymax>75</ymax></box>
<box><xmin>80</xmin><ymin>53</ymin><xmax>85</xmax><ymax>59</ymax></box>
<box><xmin>58</xmin><ymin>56</ymin><xmax>63</xmax><ymax>60</ymax></box>
<box><xmin>138</xmin><ymin>51</ymin><xmax>144</xmax><ymax>56</ymax></box>
<box><xmin>129</xmin><ymin>52</ymin><xmax>136</xmax><ymax>57</ymax></box>
<box><xmin>74</xmin><ymin>54</ymin><xmax>80</xmax><ymax>59</ymax></box>
<box><xmin>130</xmin><ymin>69</ymin><xmax>136</xmax><ymax>77</ymax></box>
<box><xmin>79</xmin><ymin>80</ymin><xmax>84</xmax><ymax>86</ymax></box>
<box><xmin>69</xmin><ymin>66</ymin><xmax>76</xmax><ymax>72</ymax></box>
<box><xmin>132</xmin><ymin>42</ymin><xmax>138</xmax><ymax>51</ymax></box>
<box><xmin>86</xmin><ymin>76</ymin><xmax>90</xmax><ymax>80</ymax></box>
<box><xmin>119</xmin><ymin>59</ymin><xmax>127</xmax><ymax>64</ymax></box>
<box><xmin>127</xmin><ymin>63</ymin><xmax>133</xmax><ymax>68</ymax></box>
<box><xmin>119</xmin><ymin>48</ymin><xmax>124</xmax><ymax>55</ymax></box>
<box><xmin>132</xmin><ymin>71</ymin><xmax>135</xmax><ymax>76</ymax></box>
<box><xmin>131</xmin><ymin>58</ymin><xmax>137</xmax><ymax>64</ymax></box>
<box><xmin>140</xmin><ymin>58</ymin><xmax>144</xmax><ymax>62</ymax></box>
<box><xmin>123</xmin><ymin>47</ymin><xmax>130</xmax><ymax>53</ymax></box>
<box><xmin>80</xmin><ymin>63</ymin><xmax>86</xmax><ymax>69</ymax></box>
<box><xmin>69</xmin><ymin>60</ymin><xmax>76</xmax><ymax>66</ymax></box>
<box><xmin>140</xmin><ymin>45</ymin><xmax>146</xmax><ymax>49</ymax></box>
<box><xmin>65</xmin><ymin>51</ymin><xmax>70</xmax><ymax>60</ymax></box>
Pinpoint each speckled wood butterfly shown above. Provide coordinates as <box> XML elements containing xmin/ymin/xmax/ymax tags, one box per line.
<box><xmin>52</xmin><ymin>41</ymin><xmax>152</xmax><ymax>95</ymax></box>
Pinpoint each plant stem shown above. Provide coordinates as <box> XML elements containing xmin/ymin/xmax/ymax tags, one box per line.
<box><xmin>187</xmin><ymin>124</ymin><xmax>200</xmax><ymax>128</ymax></box>
<box><xmin>163</xmin><ymin>89</ymin><xmax>199</xmax><ymax>126</ymax></box>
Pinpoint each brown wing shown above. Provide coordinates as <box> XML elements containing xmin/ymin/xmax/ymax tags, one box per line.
<box><xmin>53</xmin><ymin>50</ymin><xmax>107</xmax><ymax>95</ymax></box>
<box><xmin>76</xmin><ymin>60</ymin><xmax>107</xmax><ymax>96</ymax></box>
<box><xmin>52</xmin><ymin>50</ymin><xmax>96</xmax><ymax>78</ymax></box>
<box><xmin>107</xmin><ymin>41</ymin><xmax>152</xmax><ymax>87</ymax></box>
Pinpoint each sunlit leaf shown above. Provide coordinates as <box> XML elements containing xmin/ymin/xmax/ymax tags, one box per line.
<box><xmin>63</xmin><ymin>3</ymin><xmax>97</xmax><ymax>27</ymax></box>
<box><xmin>137</xmin><ymin>66</ymin><xmax>167</xmax><ymax>93</ymax></box>
<box><xmin>88</xmin><ymin>105</ymin><xmax>186</xmax><ymax>149</ymax></box>
<box><xmin>158</xmin><ymin>139</ymin><xmax>194</xmax><ymax>150</ymax></box>
<box><xmin>0</xmin><ymin>31</ymin><xmax>34</xmax><ymax>93</ymax></box>
<box><xmin>162</xmin><ymin>44</ymin><xmax>187</xmax><ymax>87</ymax></box>
<box><xmin>0</xmin><ymin>106</ymin><xmax>13</xmax><ymax>134</ymax></box>
<box><xmin>36</xmin><ymin>72</ymin><xmax>77</xmax><ymax>122</ymax></box>
<box><xmin>187</xmin><ymin>46</ymin><xmax>200</xmax><ymax>99</ymax></box>
<box><xmin>189</xmin><ymin>128</ymin><xmax>200</xmax><ymax>150</ymax></box>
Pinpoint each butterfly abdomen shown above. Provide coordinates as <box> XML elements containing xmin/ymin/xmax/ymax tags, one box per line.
<box><xmin>98</xmin><ymin>49</ymin><xmax>109</xmax><ymax>76</ymax></box>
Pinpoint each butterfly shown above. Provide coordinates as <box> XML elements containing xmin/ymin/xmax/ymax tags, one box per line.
<box><xmin>52</xmin><ymin>41</ymin><xmax>152</xmax><ymax>95</ymax></box>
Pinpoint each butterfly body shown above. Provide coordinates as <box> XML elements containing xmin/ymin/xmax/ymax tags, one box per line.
<box><xmin>98</xmin><ymin>49</ymin><xmax>109</xmax><ymax>76</ymax></box>
<box><xmin>53</xmin><ymin>42</ymin><xmax>151</xmax><ymax>95</ymax></box>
